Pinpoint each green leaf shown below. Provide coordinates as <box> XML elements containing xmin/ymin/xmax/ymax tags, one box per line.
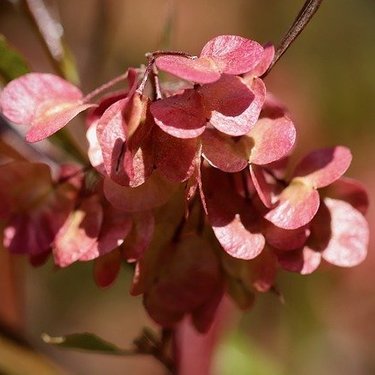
<box><xmin>41</xmin><ymin>332</ymin><xmax>132</xmax><ymax>355</ymax></box>
<box><xmin>0</xmin><ymin>35</ymin><xmax>30</xmax><ymax>82</ymax></box>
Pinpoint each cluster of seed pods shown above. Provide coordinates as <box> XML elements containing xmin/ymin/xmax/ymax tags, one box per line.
<box><xmin>0</xmin><ymin>35</ymin><xmax>369</xmax><ymax>332</ymax></box>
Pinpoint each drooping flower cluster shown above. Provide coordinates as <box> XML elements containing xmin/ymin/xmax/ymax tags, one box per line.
<box><xmin>0</xmin><ymin>35</ymin><xmax>369</xmax><ymax>332</ymax></box>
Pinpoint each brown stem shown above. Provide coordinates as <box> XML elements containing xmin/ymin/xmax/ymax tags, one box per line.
<box><xmin>136</xmin><ymin>58</ymin><xmax>155</xmax><ymax>95</ymax></box>
<box><xmin>262</xmin><ymin>0</ymin><xmax>324</xmax><ymax>78</ymax></box>
<box><xmin>83</xmin><ymin>71</ymin><xmax>130</xmax><ymax>103</ymax></box>
<box><xmin>151</xmin><ymin>65</ymin><xmax>163</xmax><ymax>100</ymax></box>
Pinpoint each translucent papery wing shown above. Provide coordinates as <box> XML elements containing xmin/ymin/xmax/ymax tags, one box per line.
<box><xmin>264</xmin><ymin>180</ymin><xmax>320</xmax><ymax>230</ymax></box>
<box><xmin>204</xmin><ymin>168</ymin><xmax>265</xmax><ymax>260</ymax></box>
<box><xmin>200</xmin><ymin>75</ymin><xmax>265</xmax><ymax>136</ymax></box>
<box><xmin>202</xmin><ymin>128</ymin><xmax>248</xmax><ymax>173</ymax></box>
<box><xmin>0</xmin><ymin>73</ymin><xmax>95</xmax><ymax>142</ymax></box>
<box><xmin>53</xmin><ymin>195</ymin><xmax>103</xmax><ymax>267</ymax></box>
<box><xmin>247</xmin><ymin>115</ymin><xmax>296</xmax><ymax>165</ymax></box>
<box><xmin>277</xmin><ymin>247</ymin><xmax>321</xmax><ymax>275</ymax></box>
<box><xmin>150</xmin><ymin>89</ymin><xmax>207</xmax><ymax>138</ymax></box>
<box><xmin>323</xmin><ymin>177</ymin><xmax>369</xmax><ymax>215</ymax></box>
<box><xmin>200</xmin><ymin>35</ymin><xmax>264</xmax><ymax>75</ymax></box>
<box><xmin>156</xmin><ymin>55</ymin><xmax>221</xmax><ymax>84</ymax></box>
<box><xmin>293</xmin><ymin>146</ymin><xmax>352</xmax><ymax>189</ymax></box>
<box><xmin>154</xmin><ymin>127</ymin><xmax>199</xmax><ymax>182</ymax></box>
<box><xmin>321</xmin><ymin>198</ymin><xmax>369</xmax><ymax>267</ymax></box>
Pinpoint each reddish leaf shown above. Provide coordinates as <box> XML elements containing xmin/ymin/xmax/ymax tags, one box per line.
<box><xmin>155</xmin><ymin>55</ymin><xmax>221</xmax><ymax>84</ymax></box>
<box><xmin>277</xmin><ymin>247</ymin><xmax>321</xmax><ymax>275</ymax></box>
<box><xmin>0</xmin><ymin>73</ymin><xmax>95</xmax><ymax>142</ymax></box>
<box><xmin>293</xmin><ymin>146</ymin><xmax>352</xmax><ymax>188</ymax></box>
<box><xmin>321</xmin><ymin>198</ymin><xmax>368</xmax><ymax>267</ymax></box>
<box><xmin>150</xmin><ymin>89</ymin><xmax>207</xmax><ymax>138</ymax></box>
<box><xmin>323</xmin><ymin>177</ymin><xmax>369</xmax><ymax>215</ymax></box>
<box><xmin>265</xmin><ymin>180</ymin><xmax>320</xmax><ymax>230</ymax></box>
<box><xmin>200</xmin><ymin>35</ymin><xmax>263</xmax><ymax>75</ymax></box>
<box><xmin>103</xmin><ymin>171</ymin><xmax>178</xmax><ymax>212</ymax></box>
<box><xmin>202</xmin><ymin>128</ymin><xmax>248</xmax><ymax>172</ymax></box>
<box><xmin>200</xmin><ymin>75</ymin><xmax>265</xmax><ymax>136</ymax></box>
<box><xmin>248</xmin><ymin>115</ymin><xmax>296</xmax><ymax>165</ymax></box>
<box><xmin>93</xmin><ymin>249</ymin><xmax>122</xmax><ymax>288</ymax></box>
<box><xmin>154</xmin><ymin>127</ymin><xmax>198</xmax><ymax>182</ymax></box>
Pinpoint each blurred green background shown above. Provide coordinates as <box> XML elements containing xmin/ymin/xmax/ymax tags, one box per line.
<box><xmin>0</xmin><ymin>0</ymin><xmax>374</xmax><ymax>374</ymax></box>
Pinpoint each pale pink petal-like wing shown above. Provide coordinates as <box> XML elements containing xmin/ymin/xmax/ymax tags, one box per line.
<box><xmin>323</xmin><ymin>177</ymin><xmax>369</xmax><ymax>215</ymax></box>
<box><xmin>79</xmin><ymin>205</ymin><xmax>133</xmax><ymax>261</ymax></box>
<box><xmin>204</xmin><ymin>169</ymin><xmax>265</xmax><ymax>260</ymax></box>
<box><xmin>265</xmin><ymin>181</ymin><xmax>320</xmax><ymax>230</ymax></box>
<box><xmin>96</xmin><ymin>98</ymin><xmax>128</xmax><ymax>183</ymax></box>
<box><xmin>154</xmin><ymin>127</ymin><xmax>199</xmax><ymax>182</ymax></box>
<box><xmin>155</xmin><ymin>55</ymin><xmax>221</xmax><ymax>84</ymax></box>
<box><xmin>277</xmin><ymin>247</ymin><xmax>321</xmax><ymax>275</ymax></box>
<box><xmin>86</xmin><ymin>123</ymin><xmax>106</xmax><ymax>175</ymax></box>
<box><xmin>293</xmin><ymin>146</ymin><xmax>352</xmax><ymax>188</ymax></box>
<box><xmin>0</xmin><ymin>73</ymin><xmax>94</xmax><ymax>142</ymax></box>
<box><xmin>247</xmin><ymin>43</ymin><xmax>275</xmax><ymax>77</ymax></box>
<box><xmin>200</xmin><ymin>35</ymin><xmax>264</xmax><ymax>75</ymax></box>
<box><xmin>150</xmin><ymin>90</ymin><xmax>207</xmax><ymax>138</ymax></box>
<box><xmin>202</xmin><ymin>128</ymin><xmax>248</xmax><ymax>172</ymax></box>
<box><xmin>200</xmin><ymin>75</ymin><xmax>265</xmax><ymax>136</ymax></box>
<box><xmin>53</xmin><ymin>195</ymin><xmax>103</xmax><ymax>267</ymax></box>
<box><xmin>248</xmin><ymin>115</ymin><xmax>296</xmax><ymax>165</ymax></box>
<box><xmin>322</xmin><ymin>198</ymin><xmax>369</xmax><ymax>267</ymax></box>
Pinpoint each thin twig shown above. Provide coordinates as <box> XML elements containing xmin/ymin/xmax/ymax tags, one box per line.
<box><xmin>262</xmin><ymin>0</ymin><xmax>324</xmax><ymax>78</ymax></box>
<box><xmin>83</xmin><ymin>71</ymin><xmax>129</xmax><ymax>103</ymax></box>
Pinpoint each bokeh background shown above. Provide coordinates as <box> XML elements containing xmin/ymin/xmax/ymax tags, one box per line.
<box><xmin>0</xmin><ymin>0</ymin><xmax>374</xmax><ymax>374</ymax></box>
